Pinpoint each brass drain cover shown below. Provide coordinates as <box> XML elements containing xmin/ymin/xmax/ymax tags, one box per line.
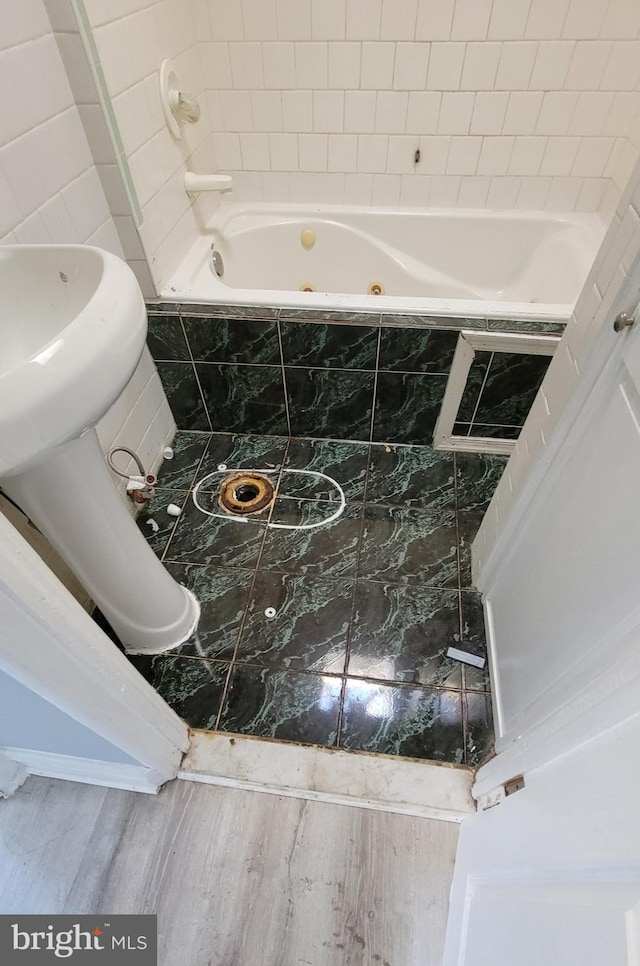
<box><xmin>218</xmin><ymin>472</ymin><xmax>275</xmax><ymax>515</ymax></box>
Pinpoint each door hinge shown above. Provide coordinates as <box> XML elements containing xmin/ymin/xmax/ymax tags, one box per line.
<box><xmin>477</xmin><ymin>774</ymin><xmax>525</xmax><ymax>810</ymax></box>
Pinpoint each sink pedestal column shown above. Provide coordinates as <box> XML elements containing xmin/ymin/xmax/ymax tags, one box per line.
<box><xmin>2</xmin><ymin>429</ymin><xmax>199</xmax><ymax>654</ymax></box>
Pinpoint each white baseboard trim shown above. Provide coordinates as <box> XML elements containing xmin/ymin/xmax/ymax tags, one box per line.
<box><xmin>2</xmin><ymin>747</ymin><xmax>164</xmax><ymax>794</ymax></box>
<box><xmin>179</xmin><ymin>732</ymin><xmax>475</xmax><ymax>823</ymax></box>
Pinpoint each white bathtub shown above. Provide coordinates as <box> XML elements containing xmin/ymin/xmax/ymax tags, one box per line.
<box><xmin>163</xmin><ymin>204</ymin><xmax>605</xmax><ymax>322</ymax></box>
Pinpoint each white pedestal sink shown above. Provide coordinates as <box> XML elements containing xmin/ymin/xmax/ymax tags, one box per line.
<box><xmin>0</xmin><ymin>245</ymin><xmax>199</xmax><ymax>654</ymax></box>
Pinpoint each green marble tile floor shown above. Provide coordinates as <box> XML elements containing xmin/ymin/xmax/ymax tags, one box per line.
<box><xmin>125</xmin><ymin>431</ymin><xmax>505</xmax><ymax>767</ymax></box>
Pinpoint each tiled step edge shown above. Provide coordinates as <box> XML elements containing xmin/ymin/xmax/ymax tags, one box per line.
<box><xmin>179</xmin><ymin>732</ymin><xmax>475</xmax><ymax>823</ymax></box>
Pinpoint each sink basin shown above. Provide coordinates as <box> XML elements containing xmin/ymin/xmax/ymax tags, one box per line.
<box><xmin>0</xmin><ymin>245</ymin><xmax>199</xmax><ymax>654</ymax></box>
<box><xmin>0</xmin><ymin>245</ymin><xmax>146</xmax><ymax>477</ymax></box>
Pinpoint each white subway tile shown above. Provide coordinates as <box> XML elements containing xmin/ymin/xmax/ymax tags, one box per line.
<box><xmin>427</xmin><ymin>42</ymin><xmax>465</xmax><ymax>89</ymax></box>
<box><xmin>360</xmin><ymin>42</ymin><xmax>395</xmax><ymax>89</ymax></box>
<box><xmin>277</xmin><ymin>0</ymin><xmax>311</xmax><ymax>40</ymax></box>
<box><xmin>486</xmin><ymin>176</ymin><xmax>521</xmax><ymax>207</ymax></box>
<box><xmin>344</xmin><ymin>172</ymin><xmax>374</xmax><ymax>203</ymax></box>
<box><xmin>563</xmin><ymin>0</ymin><xmax>609</xmax><ymax>39</ymax></box>
<box><xmin>344</xmin><ymin>91</ymin><xmax>377</xmax><ymax>132</ymax></box>
<box><xmin>37</xmin><ymin>193</ymin><xmax>78</xmax><ymax>244</ymax></box>
<box><xmin>328</xmin><ymin>133</ymin><xmax>358</xmax><ymax>171</ymax></box>
<box><xmin>451</xmin><ymin>0</ymin><xmax>492</xmax><ymax>40</ymax></box>
<box><xmin>417</xmin><ymin>135</ymin><xmax>451</xmax><ymax>173</ymax></box>
<box><xmin>283</xmin><ymin>91</ymin><xmax>313</xmax><ymax>132</ymax></box>
<box><xmin>399</xmin><ymin>173</ymin><xmax>431</xmax><ymax>204</ymax></box>
<box><xmin>269</xmin><ymin>133</ymin><xmax>299</xmax><ymax>170</ymax></box>
<box><xmin>0</xmin><ymin>132</ymin><xmax>48</xmax><ymax>217</ymax></box>
<box><xmin>295</xmin><ymin>41</ymin><xmax>328</xmax><ymax>88</ymax></box>
<box><xmin>375</xmin><ymin>92</ymin><xmax>409</xmax><ymax>134</ymax></box>
<box><xmin>311</xmin><ymin>0</ymin><xmax>346</xmax><ymax>40</ymax></box>
<box><xmin>571</xmin><ymin>137</ymin><xmax>614</xmax><ymax>177</ymax></box>
<box><xmin>487</xmin><ymin>0</ymin><xmax>530</xmax><ymax>40</ymax></box>
<box><xmin>200</xmin><ymin>42</ymin><xmax>232</xmax><ymax>90</ymax></box>
<box><xmin>62</xmin><ymin>167</ymin><xmax>110</xmax><ymax>241</ymax></box>
<box><xmin>262</xmin><ymin>171</ymin><xmax>290</xmax><ymax>200</ymax></box>
<box><xmin>313</xmin><ymin>91</ymin><xmax>344</xmax><ymax>132</ymax></box>
<box><xmin>428</xmin><ymin>175</ymin><xmax>461</xmax><ymax>205</ymax></box>
<box><xmin>346</xmin><ymin>0</ymin><xmax>381</xmax><ymax>41</ymax></box>
<box><xmin>405</xmin><ymin>91</ymin><xmax>441</xmax><ymax>134</ymax></box>
<box><xmin>544</xmin><ymin>176</ymin><xmax>581</xmax><ymax>209</ymax></box>
<box><xmin>565</xmin><ymin>41</ymin><xmax>612</xmax><ymax>90</ymax></box>
<box><xmin>213</xmin><ymin>132</ymin><xmax>242</xmax><ymax>168</ymax></box>
<box><xmin>415</xmin><ymin>0</ymin><xmax>454</xmax><ymax>41</ymax></box>
<box><xmin>206</xmin><ymin>91</ymin><xmax>224</xmax><ymax>131</ymax></box>
<box><xmin>603</xmin><ymin>93</ymin><xmax>640</xmax><ymax>137</ymax></box>
<box><xmin>569</xmin><ymin>92</ymin><xmax>614</xmax><ymax>136</ymax></box>
<box><xmin>525</xmin><ymin>0</ymin><xmax>570</xmax><ymax>40</ymax></box>
<box><xmin>470</xmin><ymin>92</ymin><xmax>509</xmax><ymax>135</ymax></box>
<box><xmin>357</xmin><ymin>134</ymin><xmax>389</xmax><ymax>173</ymax></box>
<box><xmin>504</xmin><ymin>91</ymin><xmax>543</xmax><ymax>137</ymax></box>
<box><xmin>240</xmin><ymin>133</ymin><xmax>270</xmax><ymax>169</ymax></box>
<box><xmin>112</xmin><ymin>215</ymin><xmax>145</xmax><ymax>260</ymax></box>
<box><xmin>220</xmin><ymin>91</ymin><xmax>253</xmax><ymax>132</ymax></box>
<box><xmin>0</xmin><ymin>0</ymin><xmax>50</xmax><ymax>48</ymax></box>
<box><xmin>328</xmin><ymin>42</ymin><xmax>361</xmax><ymax>89</ymax></box>
<box><xmin>600</xmin><ymin>41</ymin><xmax>640</xmax><ymax>91</ymax></box>
<box><xmin>380</xmin><ymin>0</ymin><xmax>418</xmax><ymax>40</ymax></box>
<box><xmin>316</xmin><ymin>172</ymin><xmax>345</xmax><ymax>203</ymax></box>
<box><xmin>535</xmin><ymin>92</ymin><xmax>578</xmax><ymax>135</ymax></box>
<box><xmin>229</xmin><ymin>42</ymin><xmax>264</xmax><ymax>89</ymax></box>
<box><xmin>438</xmin><ymin>92</ymin><xmax>474</xmax><ymax>134</ymax></box>
<box><xmin>477</xmin><ymin>136</ymin><xmax>514</xmax><ymax>175</ymax></box>
<box><xmin>447</xmin><ymin>136</ymin><xmax>482</xmax><ymax>175</ymax></box>
<box><xmin>263</xmin><ymin>43</ymin><xmax>296</xmax><ymax>89</ymax></box>
<box><xmin>242</xmin><ymin>0</ymin><xmax>277</xmax><ymax>40</ymax></box>
<box><xmin>495</xmin><ymin>42</ymin><xmax>537</xmax><ymax>90</ymax></box>
<box><xmin>515</xmin><ymin>176</ymin><xmax>551</xmax><ymax>208</ymax></box>
<box><xmin>529</xmin><ymin>41</ymin><xmax>573</xmax><ymax>89</ymax></box>
<box><xmin>460</xmin><ymin>42</ymin><xmax>501</xmax><ymax>91</ymax></box>
<box><xmin>12</xmin><ymin>208</ymin><xmax>50</xmax><ymax>244</ymax></box>
<box><xmin>372</xmin><ymin>172</ymin><xmax>402</xmax><ymax>204</ymax></box>
<box><xmin>299</xmin><ymin>133</ymin><xmax>328</xmax><ymax>170</ymax></box>
<box><xmin>393</xmin><ymin>42</ymin><xmax>430</xmax><ymax>90</ymax></box>
<box><xmin>508</xmin><ymin>136</ymin><xmax>547</xmax><ymax>175</ymax></box>
<box><xmin>252</xmin><ymin>92</ymin><xmax>284</xmax><ymax>133</ymax></box>
<box><xmin>575</xmin><ymin>178</ymin><xmax>607</xmax><ymax>212</ymax></box>
<box><xmin>600</xmin><ymin>0</ymin><xmax>640</xmax><ymax>41</ymax></box>
<box><xmin>457</xmin><ymin>175</ymin><xmax>491</xmax><ymax>205</ymax></box>
<box><xmin>288</xmin><ymin>172</ymin><xmax>316</xmax><ymax>200</ymax></box>
<box><xmin>386</xmin><ymin>136</ymin><xmax>417</xmax><ymax>173</ymax></box>
<box><xmin>39</xmin><ymin>108</ymin><xmax>93</xmax><ymax>195</ymax></box>
<box><xmin>207</xmin><ymin>0</ymin><xmax>244</xmax><ymax>41</ymax></box>
<box><xmin>539</xmin><ymin>137</ymin><xmax>579</xmax><ymax>176</ymax></box>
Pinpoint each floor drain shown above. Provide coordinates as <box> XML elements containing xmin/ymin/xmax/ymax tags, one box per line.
<box><xmin>218</xmin><ymin>472</ymin><xmax>275</xmax><ymax>515</ymax></box>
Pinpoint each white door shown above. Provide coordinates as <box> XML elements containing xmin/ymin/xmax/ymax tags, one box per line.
<box><xmin>484</xmin><ymin>312</ymin><xmax>640</xmax><ymax>751</ymax></box>
<box><xmin>444</xmin><ymin>313</ymin><xmax>640</xmax><ymax>963</ymax></box>
<box><xmin>443</xmin><ymin>713</ymin><xmax>640</xmax><ymax>965</ymax></box>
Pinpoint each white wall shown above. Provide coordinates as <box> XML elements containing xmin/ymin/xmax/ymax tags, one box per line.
<box><xmin>195</xmin><ymin>0</ymin><xmax>640</xmax><ymax>214</ymax></box>
<box><xmin>0</xmin><ymin>669</ymin><xmax>139</xmax><ymax>765</ymax></box>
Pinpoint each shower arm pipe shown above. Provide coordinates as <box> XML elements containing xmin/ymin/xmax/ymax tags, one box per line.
<box><xmin>184</xmin><ymin>172</ymin><xmax>233</xmax><ymax>194</ymax></box>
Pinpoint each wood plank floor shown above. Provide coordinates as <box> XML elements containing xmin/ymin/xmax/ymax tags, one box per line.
<box><xmin>0</xmin><ymin>776</ymin><xmax>458</xmax><ymax>966</ymax></box>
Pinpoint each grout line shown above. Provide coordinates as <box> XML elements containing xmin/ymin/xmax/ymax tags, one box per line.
<box><xmin>179</xmin><ymin>314</ymin><xmax>213</xmax><ymax>432</ymax></box>
<box><xmin>276</xmin><ymin>319</ymin><xmax>292</xmax><ymax>436</ymax></box>
<box><xmin>467</xmin><ymin>350</ymin><xmax>494</xmax><ymax>434</ymax></box>
<box><xmin>368</xmin><ymin>327</ymin><xmax>382</xmax><ymax>445</ymax></box>
<box><xmin>212</xmin><ymin>438</ymin><xmax>294</xmax><ymax>731</ymax></box>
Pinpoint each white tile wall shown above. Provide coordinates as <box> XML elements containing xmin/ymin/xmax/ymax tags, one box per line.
<box><xmin>193</xmin><ymin>0</ymin><xmax>640</xmax><ymax>214</ymax></box>
<box><xmin>83</xmin><ymin>0</ymin><xmax>219</xmax><ymax>291</ymax></box>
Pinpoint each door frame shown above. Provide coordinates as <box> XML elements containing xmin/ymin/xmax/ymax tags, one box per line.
<box><xmin>0</xmin><ymin>509</ymin><xmax>189</xmax><ymax>791</ymax></box>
